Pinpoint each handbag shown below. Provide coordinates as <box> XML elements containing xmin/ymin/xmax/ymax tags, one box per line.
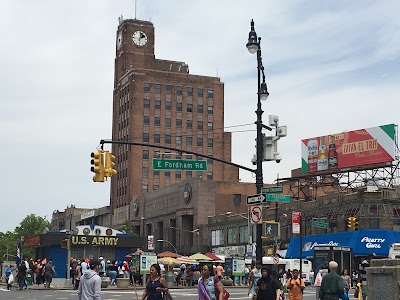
<box><xmin>214</xmin><ymin>276</ymin><xmax>230</xmax><ymax>300</ymax></box>
<box><xmin>163</xmin><ymin>291</ymin><xmax>173</xmax><ymax>300</ymax></box>
<box><xmin>354</xmin><ymin>286</ymin><xmax>359</xmax><ymax>298</ymax></box>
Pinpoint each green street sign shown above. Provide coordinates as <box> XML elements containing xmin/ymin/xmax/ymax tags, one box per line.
<box><xmin>310</xmin><ymin>220</ymin><xmax>329</xmax><ymax>229</ymax></box>
<box><xmin>265</xmin><ymin>194</ymin><xmax>291</xmax><ymax>203</ymax></box>
<box><xmin>152</xmin><ymin>159</ymin><xmax>207</xmax><ymax>171</ymax></box>
<box><xmin>262</xmin><ymin>186</ymin><xmax>283</xmax><ymax>194</ymax></box>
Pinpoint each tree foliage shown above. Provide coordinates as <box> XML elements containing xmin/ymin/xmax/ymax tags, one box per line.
<box><xmin>121</xmin><ymin>219</ymin><xmax>137</xmax><ymax>236</ymax></box>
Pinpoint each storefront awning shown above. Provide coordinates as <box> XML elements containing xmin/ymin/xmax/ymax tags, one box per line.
<box><xmin>285</xmin><ymin>229</ymin><xmax>400</xmax><ymax>258</ymax></box>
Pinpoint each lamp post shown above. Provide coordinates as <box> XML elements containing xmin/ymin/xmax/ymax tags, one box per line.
<box><xmin>171</xmin><ymin>226</ymin><xmax>200</xmax><ymax>235</ymax></box>
<box><xmin>157</xmin><ymin>239</ymin><xmax>178</xmax><ymax>254</ymax></box>
<box><xmin>247</xmin><ymin>19</ymin><xmax>269</xmax><ymax>263</ymax></box>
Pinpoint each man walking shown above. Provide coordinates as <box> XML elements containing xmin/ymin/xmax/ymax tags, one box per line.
<box><xmin>286</xmin><ymin>269</ymin><xmax>305</xmax><ymax>300</ymax></box>
<box><xmin>78</xmin><ymin>259</ymin><xmax>101</xmax><ymax>300</ymax></box>
<box><xmin>319</xmin><ymin>261</ymin><xmax>346</xmax><ymax>300</ymax></box>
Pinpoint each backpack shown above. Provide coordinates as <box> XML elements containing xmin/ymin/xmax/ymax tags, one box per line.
<box><xmin>5</xmin><ymin>268</ymin><xmax>12</xmax><ymax>277</ymax></box>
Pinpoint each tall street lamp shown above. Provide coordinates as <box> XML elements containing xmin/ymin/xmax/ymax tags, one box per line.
<box><xmin>247</xmin><ymin>19</ymin><xmax>269</xmax><ymax>263</ymax></box>
<box><xmin>157</xmin><ymin>239</ymin><xmax>178</xmax><ymax>254</ymax></box>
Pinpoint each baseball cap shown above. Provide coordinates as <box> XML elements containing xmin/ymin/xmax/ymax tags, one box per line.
<box><xmin>99</xmin><ymin>256</ymin><xmax>104</xmax><ymax>260</ymax></box>
<box><xmin>89</xmin><ymin>259</ymin><xmax>101</xmax><ymax>269</ymax></box>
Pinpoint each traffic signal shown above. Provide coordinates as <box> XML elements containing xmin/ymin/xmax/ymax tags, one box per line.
<box><xmin>347</xmin><ymin>216</ymin><xmax>359</xmax><ymax>231</ymax></box>
<box><xmin>104</xmin><ymin>151</ymin><xmax>117</xmax><ymax>178</ymax></box>
<box><xmin>91</xmin><ymin>150</ymin><xmax>105</xmax><ymax>182</ymax></box>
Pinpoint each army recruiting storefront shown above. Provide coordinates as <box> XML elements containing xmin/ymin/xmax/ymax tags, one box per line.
<box><xmin>25</xmin><ymin>225</ymin><xmax>145</xmax><ymax>278</ymax></box>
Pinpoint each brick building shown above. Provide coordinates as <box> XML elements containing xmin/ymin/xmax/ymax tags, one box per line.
<box><xmin>111</xmin><ymin>18</ymin><xmax>239</xmax><ymax>212</ymax></box>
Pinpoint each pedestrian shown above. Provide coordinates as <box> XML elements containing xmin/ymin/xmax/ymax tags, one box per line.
<box><xmin>5</xmin><ymin>264</ymin><xmax>13</xmax><ymax>290</ymax></box>
<box><xmin>358</xmin><ymin>254</ymin><xmax>373</xmax><ymax>300</ymax></box>
<box><xmin>197</xmin><ymin>263</ymin><xmax>224</xmax><ymax>300</ymax></box>
<box><xmin>108</xmin><ymin>260</ymin><xmax>118</xmax><ymax>286</ymax></box>
<box><xmin>248</xmin><ymin>261</ymin><xmax>262</xmax><ymax>300</ymax></box>
<box><xmin>341</xmin><ymin>269</ymin><xmax>351</xmax><ymax>296</ymax></box>
<box><xmin>44</xmin><ymin>258</ymin><xmax>56</xmax><ymax>288</ymax></box>
<box><xmin>81</xmin><ymin>258</ymin><xmax>90</xmax><ymax>274</ymax></box>
<box><xmin>244</xmin><ymin>265</ymin><xmax>250</xmax><ymax>286</ymax></box>
<box><xmin>256</xmin><ymin>267</ymin><xmax>281</xmax><ymax>300</ymax></box>
<box><xmin>99</xmin><ymin>257</ymin><xmax>105</xmax><ymax>277</ymax></box>
<box><xmin>319</xmin><ymin>261</ymin><xmax>346</xmax><ymax>300</ymax></box>
<box><xmin>286</xmin><ymin>269</ymin><xmax>305</xmax><ymax>300</ymax></box>
<box><xmin>309</xmin><ymin>270</ymin><xmax>314</xmax><ymax>286</ymax></box>
<box><xmin>141</xmin><ymin>264</ymin><xmax>169</xmax><ymax>300</ymax></box>
<box><xmin>215</xmin><ymin>263</ymin><xmax>224</xmax><ymax>280</ymax></box>
<box><xmin>36</xmin><ymin>259</ymin><xmax>44</xmax><ymax>286</ymax></box>
<box><xmin>78</xmin><ymin>259</ymin><xmax>101</xmax><ymax>300</ymax></box>
<box><xmin>17</xmin><ymin>260</ymin><xmax>27</xmax><ymax>290</ymax></box>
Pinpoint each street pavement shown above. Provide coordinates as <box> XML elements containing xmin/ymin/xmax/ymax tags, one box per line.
<box><xmin>0</xmin><ymin>283</ymin><xmax>359</xmax><ymax>300</ymax></box>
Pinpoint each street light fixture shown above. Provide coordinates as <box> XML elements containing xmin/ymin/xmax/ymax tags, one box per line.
<box><xmin>246</xmin><ymin>19</ymin><xmax>269</xmax><ymax>263</ymax></box>
<box><xmin>171</xmin><ymin>226</ymin><xmax>200</xmax><ymax>235</ymax></box>
<box><xmin>157</xmin><ymin>239</ymin><xmax>178</xmax><ymax>254</ymax></box>
<box><xmin>141</xmin><ymin>217</ymin><xmax>155</xmax><ymax>234</ymax></box>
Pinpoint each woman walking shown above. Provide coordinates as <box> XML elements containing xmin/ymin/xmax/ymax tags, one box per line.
<box><xmin>198</xmin><ymin>263</ymin><xmax>224</xmax><ymax>300</ymax></box>
<box><xmin>141</xmin><ymin>264</ymin><xmax>168</xmax><ymax>300</ymax></box>
<box><xmin>256</xmin><ymin>268</ymin><xmax>281</xmax><ymax>300</ymax></box>
<box><xmin>341</xmin><ymin>269</ymin><xmax>351</xmax><ymax>296</ymax></box>
<box><xmin>109</xmin><ymin>260</ymin><xmax>118</xmax><ymax>286</ymax></box>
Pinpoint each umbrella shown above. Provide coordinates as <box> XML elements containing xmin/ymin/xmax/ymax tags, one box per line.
<box><xmin>158</xmin><ymin>257</ymin><xmax>179</xmax><ymax>265</ymax></box>
<box><xmin>204</xmin><ymin>252</ymin><xmax>222</xmax><ymax>261</ymax></box>
<box><xmin>189</xmin><ymin>253</ymin><xmax>213</xmax><ymax>261</ymax></box>
<box><xmin>125</xmin><ymin>254</ymin><xmax>132</xmax><ymax>259</ymax></box>
<box><xmin>177</xmin><ymin>256</ymin><xmax>199</xmax><ymax>264</ymax></box>
<box><xmin>158</xmin><ymin>251</ymin><xmax>182</xmax><ymax>258</ymax></box>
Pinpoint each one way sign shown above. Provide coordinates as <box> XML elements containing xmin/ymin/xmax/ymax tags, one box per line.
<box><xmin>246</xmin><ymin>194</ymin><xmax>266</xmax><ymax>205</ymax></box>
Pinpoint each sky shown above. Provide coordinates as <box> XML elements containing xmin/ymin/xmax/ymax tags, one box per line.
<box><xmin>1</xmin><ymin>1</ymin><xmax>399</xmax><ymax>233</ymax></box>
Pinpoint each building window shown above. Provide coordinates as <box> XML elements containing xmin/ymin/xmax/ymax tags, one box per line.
<box><xmin>155</xmin><ymin>100</ymin><xmax>161</xmax><ymax>110</ymax></box>
<box><xmin>207</xmin><ymin>158</ymin><xmax>213</xmax><ymax>164</ymax></box>
<box><xmin>143</xmin><ymin>150</ymin><xmax>149</xmax><ymax>159</ymax></box>
<box><xmin>186</xmin><ymin>171</ymin><xmax>192</xmax><ymax>178</ymax></box>
<box><xmin>197</xmin><ymin>105</ymin><xmax>203</xmax><ymax>113</ymax></box>
<box><xmin>165</xmin><ymin>134</ymin><xmax>171</xmax><ymax>144</ymax></box>
<box><xmin>198</xmin><ymin>88</ymin><xmax>203</xmax><ymax>97</ymax></box>
<box><xmin>207</xmin><ymin>89</ymin><xmax>214</xmax><ymax>98</ymax></box>
<box><xmin>187</xmin><ymin>103</ymin><xmax>193</xmax><ymax>113</ymax></box>
<box><xmin>176</xmin><ymin>119</ymin><xmax>182</xmax><ymax>128</ymax></box>
<box><xmin>176</xmin><ymin>86</ymin><xmax>182</xmax><ymax>96</ymax></box>
<box><xmin>165</xmin><ymin>171</ymin><xmax>170</xmax><ymax>178</ymax></box>
<box><xmin>142</xmin><ymin>185</ymin><xmax>148</xmax><ymax>193</ymax></box>
<box><xmin>176</xmin><ymin>102</ymin><xmax>182</xmax><ymax>112</ymax></box>
<box><xmin>144</xmin><ymin>116</ymin><xmax>150</xmax><ymax>125</ymax></box>
<box><xmin>208</xmin><ymin>122</ymin><xmax>213</xmax><ymax>131</ymax></box>
<box><xmin>186</xmin><ymin>136</ymin><xmax>192</xmax><ymax>146</ymax></box>
<box><xmin>142</xmin><ymin>167</ymin><xmax>148</xmax><ymax>177</ymax></box>
<box><xmin>208</xmin><ymin>106</ymin><xmax>213</xmax><ymax>114</ymax></box>
<box><xmin>196</xmin><ymin>171</ymin><xmax>202</xmax><ymax>178</ymax></box>
<box><xmin>154</xmin><ymin>151</ymin><xmax>160</xmax><ymax>158</ymax></box>
<box><xmin>165</xmin><ymin>118</ymin><xmax>171</xmax><ymax>128</ymax></box>
<box><xmin>176</xmin><ymin>136</ymin><xmax>182</xmax><ymax>145</ymax></box>
<box><xmin>207</xmin><ymin>172</ymin><xmax>213</xmax><ymax>180</ymax></box>
<box><xmin>227</xmin><ymin>227</ymin><xmax>237</xmax><ymax>244</ymax></box>
<box><xmin>197</xmin><ymin>121</ymin><xmax>203</xmax><ymax>130</ymax></box>
<box><xmin>197</xmin><ymin>137</ymin><xmax>203</xmax><ymax>146</ymax></box>
<box><xmin>154</xmin><ymin>170</ymin><xmax>160</xmax><ymax>177</ymax></box>
<box><xmin>239</xmin><ymin>225</ymin><xmax>249</xmax><ymax>244</ymax></box>
<box><xmin>155</xmin><ymin>84</ymin><xmax>161</xmax><ymax>94</ymax></box>
<box><xmin>166</xmin><ymin>84</ymin><xmax>172</xmax><ymax>94</ymax></box>
<box><xmin>144</xmin><ymin>99</ymin><xmax>150</xmax><ymax>108</ymax></box>
<box><xmin>143</xmin><ymin>133</ymin><xmax>149</xmax><ymax>142</ymax></box>
<box><xmin>175</xmin><ymin>171</ymin><xmax>181</xmax><ymax>179</ymax></box>
<box><xmin>208</xmin><ymin>138</ymin><xmax>213</xmax><ymax>147</ymax></box>
<box><xmin>166</xmin><ymin>101</ymin><xmax>172</xmax><ymax>111</ymax></box>
<box><xmin>187</xmin><ymin>120</ymin><xmax>192</xmax><ymax>129</ymax></box>
<box><xmin>144</xmin><ymin>83</ymin><xmax>150</xmax><ymax>92</ymax></box>
<box><xmin>187</xmin><ymin>87</ymin><xmax>193</xmax><ymax>96</ymax></box>
<box><xmin>154</xmin><ymin>117</ymin><xmax>160</xmax><ymax>126</ymax></box>
<box><xmin>211</xmin><ymin>229</ymin><xmax>224</xmax><ymax>246</ymax></box>
<box><xmin>154</xmin><ymin>134</ymin><xmax>160</xmax><ymax>143</ymax></box>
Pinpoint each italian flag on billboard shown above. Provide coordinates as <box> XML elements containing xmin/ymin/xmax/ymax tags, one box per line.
<box><xmin>301</xmin><ymin>124</ymin><xmax>396</xmax><ymax>173</ymax></box>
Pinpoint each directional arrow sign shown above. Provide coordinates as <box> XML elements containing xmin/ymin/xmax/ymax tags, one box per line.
<box><xmin>310</xmin><ymin>220</ymin><xmax>329</xmax><ymax>229</ymax></box>
<box><xmin>246</xmin><ymin>194</ymin><xmax>266</xmax><ymax>205</ymax></box>
<box><xmin>265</xmin><ymin>194</ymin><xmax>291</xmax><ymax>203</ymax></box>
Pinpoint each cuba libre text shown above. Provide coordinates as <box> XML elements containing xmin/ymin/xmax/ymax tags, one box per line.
<box><xmin>71</xmin><ymin>236</ymin><xmax>119</xmax><ymax>246</ymax></box>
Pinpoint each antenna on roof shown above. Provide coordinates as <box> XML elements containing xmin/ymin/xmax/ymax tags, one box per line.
<box><xmin>134</xmin><ymin>0</ymin><xmax>137</xmax><ymax>19</ymax></box>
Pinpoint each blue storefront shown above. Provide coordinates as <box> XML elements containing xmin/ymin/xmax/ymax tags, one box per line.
<box><xmin>285</xmin><ymin>229</ymin><xmax>400</xmax><ymax>259</ymax></box>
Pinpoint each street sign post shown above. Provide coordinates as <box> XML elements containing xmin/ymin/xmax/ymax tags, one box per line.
<box><xmin>265</xmin><ymin>194</ymin><xmax>291</xmax><ymax>203</ymax></box>
<box><xmin>261</xmin><ymin>186</ymin><xmax>283</xmax><ymax>194</ymax></box>
<box><xmin>310</xmin><ymin>220</ymin><xmax>329</xmax><ymax>229</ymax></box>
<box><xmin>152</xmin><ymin>159</ymin><xmax>207</xmax><ymax>171</ymax></box>
<box><xmin>246</xmin><ymin>194</ymin><xmax>266</xmax><ymax>205</ymax></box>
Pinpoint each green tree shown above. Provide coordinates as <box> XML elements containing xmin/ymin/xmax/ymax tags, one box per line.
<box><xmin>121</xmin><ymin>219</ymin><xmax>137</xmax><ymax>236</ymax></box>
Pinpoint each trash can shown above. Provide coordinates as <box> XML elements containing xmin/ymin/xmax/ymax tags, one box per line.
<box><xmin>165</xmin><ymin>271</ymin><xmax>175</xmax><ymax>287</ymax></box>
<box><xmin>26</xmin><ymin>271</ymin><xmax>33</xmax><ymax>285</ymax></box>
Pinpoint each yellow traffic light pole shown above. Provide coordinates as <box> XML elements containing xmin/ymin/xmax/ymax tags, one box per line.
<box><xmin>91</xmin><ymin>150</ymin><xmax>105</xmax><ymax>182</ymax></box>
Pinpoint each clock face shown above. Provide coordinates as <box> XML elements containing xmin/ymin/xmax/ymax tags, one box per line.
<box><xmin>132</xmin><ymin>30</ymin><xmax>148</xmax><ymax>47</ymax></box>
<box><xmin>117</xmin><ymin>32</ymin><xmax>122</xmax><ymax>49</ymax></box>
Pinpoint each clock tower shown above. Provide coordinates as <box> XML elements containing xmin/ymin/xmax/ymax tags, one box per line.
<box><xmin>114</xmin><ymin>19</ymin><xmax>155</xmax><ymax>86</ymax></box>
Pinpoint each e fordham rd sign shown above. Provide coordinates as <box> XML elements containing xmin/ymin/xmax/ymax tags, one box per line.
<box><xmin>152</xmin><ymin>159</ymin><xmax>207</xmax><ymax>171</ymax></box>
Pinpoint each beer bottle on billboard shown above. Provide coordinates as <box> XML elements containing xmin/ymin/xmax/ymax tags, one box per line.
<box><xmin>328</xmin><ymin>135</ymin><xmax>338</xmax><ymax>169</ymax></box>
<box><xmin>317</xmin><ymin>136</ymin><xmax>328</xmax><ymax>171</ymax></box>
<box><xmin>307</xmin><ymin>139</ymin><xmax>318</xmax><ymax>172</ymax></box>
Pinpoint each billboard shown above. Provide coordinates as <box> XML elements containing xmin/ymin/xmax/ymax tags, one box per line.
<box><xmin>301</xmin><ymin>124</ymin><xmax>396</xmax><ymax>174</ymax></box>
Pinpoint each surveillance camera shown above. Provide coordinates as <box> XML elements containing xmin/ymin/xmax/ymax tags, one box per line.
<box><xmin>251</xmin><ymin>155</ymin><xmax>257</xmax><ymax>165</ymax></box>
